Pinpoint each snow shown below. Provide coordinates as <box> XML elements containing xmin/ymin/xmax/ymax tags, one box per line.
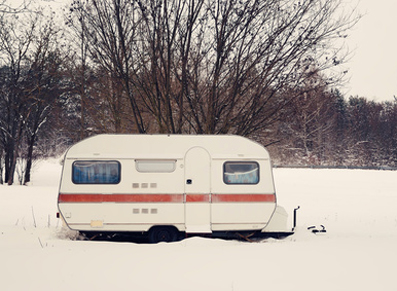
<box><xmin>1</xmin><ymin>160</ymin><xmax>397</xmax><ymax>291</ymax></box>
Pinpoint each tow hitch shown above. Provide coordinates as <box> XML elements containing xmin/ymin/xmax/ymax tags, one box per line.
<box><xmin>293</xmin><ymin>206</ymin><xmax>300</xmax><ymax>231</ymax></box>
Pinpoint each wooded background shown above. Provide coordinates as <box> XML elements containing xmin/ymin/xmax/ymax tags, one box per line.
<box><xmin>2</xmin><ymin>0</ymin><xmax>395</xmax><ymax>185</ymax></box>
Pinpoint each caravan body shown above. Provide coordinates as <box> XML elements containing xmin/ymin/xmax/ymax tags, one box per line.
<box><xmin>57</xmin><ymin>135</ymin><xmax>290</xmax><ymax>241</ymax></box>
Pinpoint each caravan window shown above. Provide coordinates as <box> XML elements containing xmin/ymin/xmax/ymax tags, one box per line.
<box><xmin>72</xmin><ymin>161</ymin><xmax>121</xmax><ymax>184</ymax></box>
<box><xmin>223</xmin><ymin>162</ymin><xmax>259</xmax><ymax>184</ymax></box>
<box><xmin>135</xmin><ymin>160</ymin><xmax>176</xmax><ymax>173</ymax></box>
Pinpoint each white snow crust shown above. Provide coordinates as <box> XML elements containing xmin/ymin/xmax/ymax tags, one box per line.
<box><xmin>1</xmin><ymin>159</ymin><xmax>396</xmax><ymax>291</ymax></box>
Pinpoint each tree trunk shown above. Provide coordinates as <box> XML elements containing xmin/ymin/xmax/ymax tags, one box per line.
<box><xmin>24</xmin><ymin>134</ymin><xmax>36</xmax><ymax>185</ymax></box>
<box><xmin>7</xmin><ymin>154</ymin><xmax>16</xmax><ymax>185</ymax></box>
<box><xmin>0</xmin><ymin>151</ymin><xmax>3</xmax><ymax>185</ymax></box>
<box><xmin>4</xmin><ymin>142</ymin><xmax>15</xmax><ymax>185</ymax></box>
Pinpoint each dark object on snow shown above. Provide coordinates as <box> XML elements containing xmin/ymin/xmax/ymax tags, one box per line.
<box><xmin>307</xmin><ymin>225</ymin><xmax>326</xmax><ymax>233</ymax></box>
<box><xmin>293</xmin><ymin>206</ymin><xmax>300</xmax><ymax>231</ymax></box>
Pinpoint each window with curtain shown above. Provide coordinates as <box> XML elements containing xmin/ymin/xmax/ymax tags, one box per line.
<box><xmin>72</xmin><ymin>161</ymin><xmax>121</xmax><ymax>184</ymax></box>
<box><xmin>223</xmin><ymin>162</ymin><xmax>259</xmax><ymax>184</ymax></box>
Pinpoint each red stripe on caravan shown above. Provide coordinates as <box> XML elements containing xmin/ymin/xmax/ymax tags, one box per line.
<box><xmin>185</xmin><ymin>194</ymin><xmax>210</xmax><ymax>202</ymax></box>
<box><xmin>58</xmin><ymin>193</ymin><xmax>275</xmax><ymax>203</ymax></box>
<box><xmin>212</xmin><ymin>194</ymin><xmax>275</xmax><ymax>203</ymax></box>
<box><xmin>58</xmin><ymin>193</ymin><xmax>183</xmax><ymax>203</ymax></box>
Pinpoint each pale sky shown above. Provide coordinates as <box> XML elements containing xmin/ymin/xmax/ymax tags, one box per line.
<box><xmin>7</xmin><ymin>0</ymin><xmax>397</xmax><ymax>102</ymax></box>
<box><xmin>344</xmin><ymin>0</ymin><xmax>397</xmax><ymax>102</ymax></box>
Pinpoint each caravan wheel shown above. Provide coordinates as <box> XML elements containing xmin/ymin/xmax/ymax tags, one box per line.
<box><xmin>148</xmin><ymin>226</ymin><xmax>178</xmax><ymax>243</ymax></box>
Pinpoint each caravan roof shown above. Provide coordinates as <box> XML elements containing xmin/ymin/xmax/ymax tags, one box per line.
<box><xmin>65</xmin><ymin>134</ymin><xmax>270</xmax><ymax>160</ymax></box>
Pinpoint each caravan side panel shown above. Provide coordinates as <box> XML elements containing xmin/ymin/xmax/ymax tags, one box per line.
<box><xmin>58</xmin><ymin>157</ymin><xmax>186</xmax><ymax>232</ymax></box>
<box><xmin>57</xmin><ymin>134</ymin><xmax>284</xmax><ymax>234</ymax></box>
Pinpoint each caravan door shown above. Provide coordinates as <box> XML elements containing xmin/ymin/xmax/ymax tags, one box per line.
<box><xmin>184</xmin><ymin>147</ymin><xmax>212</xmax><ymax>233</ymax></box>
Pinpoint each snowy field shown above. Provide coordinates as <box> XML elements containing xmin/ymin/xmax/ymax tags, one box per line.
<box><xmin>1</xmin><ymin>159</ymin><xmax>397</xmax><ymax>291</ymax></box>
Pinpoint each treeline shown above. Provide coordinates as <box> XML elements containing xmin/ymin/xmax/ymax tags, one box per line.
<box><xmin>2</xmin><ymin>0</ymin><xmax>392</xmax><ymax>185</ymax></box>
<box><xmin>266</xmin><ymin>89</ymin><xmax>397</xmax><ymax>168</ymax></box>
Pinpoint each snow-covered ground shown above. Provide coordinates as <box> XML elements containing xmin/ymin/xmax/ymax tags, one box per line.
<box><xmin>1</xmin><ymin>159</ymin><xmax>397</xmax><ymax>291</ymax></box>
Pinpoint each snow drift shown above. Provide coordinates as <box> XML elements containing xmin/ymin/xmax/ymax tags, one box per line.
<box><xmin>1</xmin><ymin>159</ymin><xmax>396</xmax><ymax>291</ymax></box>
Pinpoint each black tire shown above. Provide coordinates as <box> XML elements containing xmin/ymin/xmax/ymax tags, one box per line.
<box><xmin>148</xmin><ymin>226</ymin><xmax>179</xmax><ymax>243</ymax></box>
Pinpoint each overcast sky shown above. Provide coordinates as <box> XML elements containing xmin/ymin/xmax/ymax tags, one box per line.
<box><xmin>344</xmin><ymin>0</ymin><xmax>397</xmax><ymax>102</ymax></box>
<box><xmin>7</xmin><ymin>0</ymin><xmax>397</xmax><ymax>102</ymax></box>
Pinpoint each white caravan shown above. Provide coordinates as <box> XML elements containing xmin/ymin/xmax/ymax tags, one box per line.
<box><xmin>57</xmin><ymin>134</ymin><xmax>294</xmax><ymax>242</ymax></box>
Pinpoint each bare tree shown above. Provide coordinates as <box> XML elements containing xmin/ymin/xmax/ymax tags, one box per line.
<box><xmin>23</xmin><ymin>48</ymin><xmax>64</xmax><ymax>184</ymax></box>
<box><xmin>0</xmin><ymin>12</ymin><xmax>37</xmax><ymax>184</ymax></box>
<box><xmin>133</xmin><ymin>0</ymin><xmax>206</xmax><ymax>133</ymax></box>
<box><xmin>183</xmin><ymin>0</ymin><xmax>358</xmax><ymax>135</ymax></box>
<box><xmin>0</xmin><ymin>7</ymin><xmax>62</xmax><ymax>184</ymax></box>
<box><xmin>0</xmin><ymin>0</ymin><xmax>30</xmax><ymax>184</ymax></box>
<box><xmin>66</xmin><ymin>0</ymin><xmax>359</xmax><ymax>136</ymax></box>
<box><xmin>0</xmin><ymin>0</ymin><xmax>31</xmax><ymax>14</ymax></box>
<box><xmin>68</xmin><ymin>0</ymin><xmax>147</xmax><ymax>133</ymax></box>
<box><xmin>277</xmin><ymin>72</ymin><xmax>339</xmax><ymax>164</ymax></box>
